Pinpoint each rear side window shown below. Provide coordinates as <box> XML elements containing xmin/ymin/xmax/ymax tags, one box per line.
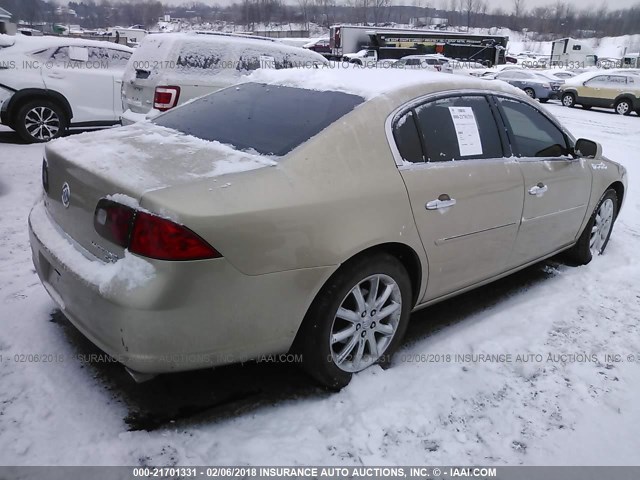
<box><xmin>154</xmin><ymin>83</ymin><xmax>363</xmax><ymax>156</ymax></box>
<box><xmin>108</xmin><ymin>49</ymin><xmax>132</xmax><ymax>67</ymax></box>
<box><xmin>393</xmin><ymin>111</ymin><xmax>423</xmax><ymax>163</ymax></box>
<box><xmin>497</xmin><ymin>97</ymin><xmax>569</xmax><ymax>157</ymax></box>
<box><xmin>414</xmin><ymin>96</ymin><xmax>503</xmax><ymax>162</ymax></box>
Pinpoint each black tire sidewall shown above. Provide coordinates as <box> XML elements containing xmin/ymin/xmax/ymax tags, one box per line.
<box><xmin>15</xmin><ymin>100</ymin><xmax>67</xmax><ymax>144</ymax></box>
<box><xmin>298</xmin><ymin>253</ymin><xmax>412</xmax><ymax>390</ymax></box>
<box><xmin>570</xmin><ymin>189</ymin><xmax>618</xmax><ymax>265</ymax></box>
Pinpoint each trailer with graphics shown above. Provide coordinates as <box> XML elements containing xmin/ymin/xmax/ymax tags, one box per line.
<box><xmin>329</xmin><ymin>25</ymin><xmax>509</xmax><ymax>66</ymax></box>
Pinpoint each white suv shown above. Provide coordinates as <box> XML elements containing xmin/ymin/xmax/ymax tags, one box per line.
<box><xmin>120</xmin><ymin>32</ymin><xmax>328</xmax><ymax>124</ymax></box>
<box><xmin>0</xmin><ymin>35</ymin><xmax>133</xmax><ymax>143</ymax></box>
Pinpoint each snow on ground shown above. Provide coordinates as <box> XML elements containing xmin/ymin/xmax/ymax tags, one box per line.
<box><xmin>0</xmin><ymin>103</ymin><xmax>639</xmax><ymax>466</ymax></box>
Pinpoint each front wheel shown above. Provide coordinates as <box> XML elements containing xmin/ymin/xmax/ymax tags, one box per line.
<box><xmin>567</xmin><ymin>189</ymin><xmax>618</xmax><ymax>265</ymax></box>
<box><xmin>15</xmin><ymin>100</ymin><xmax>68</xmax><ymax>143</ymax></box>
<box><xmin>296</xmin><ymin>253</ymin><xmax>412</xmax><ymax>390</ymax></box>
<box><xmin>539</xmin><ymin>98</ymin><xmax>549</xmax><ymax>103</ymax></box>
<box><xmin>615</xmin><ymin>99</ymin><xmax>632</xmax><ymax>116</ymax></box>
<box><xmin>524</xmin><ymin>88</ymin><xmax>535</xmax><ymax>99</ymax></box>
<box><xmin>562</xmin><ymin>92</ymin><xmax>576</xmax><ymax>107</ymax></box>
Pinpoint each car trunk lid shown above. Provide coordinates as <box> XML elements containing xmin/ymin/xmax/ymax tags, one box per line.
<box><xmin>43</xmin><ymin>123</ymin><xmax>277</xmax><ymax>261</ymax></box>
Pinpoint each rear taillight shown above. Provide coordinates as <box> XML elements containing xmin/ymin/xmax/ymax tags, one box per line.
<box><xmin>94</xmin><ymin>199</ymin><xmax>221</xmax><ymax>261</ymax></box>
<box><xmin>153</xmin><ymin>86</ymin><xmax>181</xmax><ymax>111</ymax></box>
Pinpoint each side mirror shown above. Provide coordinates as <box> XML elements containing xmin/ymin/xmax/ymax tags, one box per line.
<box><xmin>575</xmin><ymin>138</ymin><xmax>602</xmax><ymax>158</ymax></box>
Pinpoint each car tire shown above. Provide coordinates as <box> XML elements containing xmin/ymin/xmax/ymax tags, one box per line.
<box><xmin>615</xmin><ymin>99</ymin><xmax>632</xmax><ymax>116</ymax></box>
<box><xmin>296</xmin><ymin>253</ymin><xmax>412</xmax><ymax>390</ymax></box>
<box><xmin>539</xmin><ymin>98</ymin><xmax>549</xmax><ymax>103</ymax></box>
<box><xmin>524</xmin><ymin>88</ymin><xmax>535</xmax><ymax>99</ymax></box>
<box><xmin>562</xmin><ymin>93</ymin><xmax>576</xmax><ymax>107</ymax></box>
<box><xmin>566</xmin><ymin>189</ymin><xmax>618</xmax><ymax>265</ymax></box>
<box><xmin>582</xmin><ymin>105</ymin><xmax>592</xmax><ymax>110</ymax></box>
<box><xmin>15</xmin><ymin>99</ymin><xmax>68</xmax><ymax>144</ymax></box>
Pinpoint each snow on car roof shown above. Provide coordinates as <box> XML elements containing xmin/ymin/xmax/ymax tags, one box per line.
<box><xmin>0</xmin><ymin>33</ymin><xmax>134</xmax><ymax>53</ymax></box>
<box><xmin>245</xmin><ymin>65</ymin><xmax>525</xmax><ymax>100</ymax></box>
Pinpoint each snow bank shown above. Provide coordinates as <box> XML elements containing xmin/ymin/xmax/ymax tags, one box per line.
<box><xmin>29</xmin><ymin>201</ymin><xmax>155</xmax><ymax>295</ymax></box>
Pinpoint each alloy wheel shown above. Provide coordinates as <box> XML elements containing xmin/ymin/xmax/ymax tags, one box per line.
<box><xmin>590</xmin><ymin>198</ymin><xmax>614</xmax><ymax>256</ymax></box>
<box><xmin>616</xmin><ymin>101</ymin><xmax>630</xmax><ymax>115</ymax></box>
<box><xmin>24</xmin><ymin>106</ymin><xmax>60</xmax><ymax>141</ymax></box>
<box><xmin>330</xmin><ymin>274</ymin><xmax>402</xmax><ymax>373</ymax></box>
<box><xmin>562</xmin><ymin>94</ymin><xmax>574</xmax><ymax>107</ymax></box>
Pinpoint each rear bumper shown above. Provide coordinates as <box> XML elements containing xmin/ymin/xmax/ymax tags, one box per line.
<box><xmin>29</xmin><ymin>200</ymin><xmax>334</xmax><ymax>374</ymax></box>
<box><xmin>120</xmin><ymin>108</ymin><xmax>159</xmax><ymax>126</ymax></box>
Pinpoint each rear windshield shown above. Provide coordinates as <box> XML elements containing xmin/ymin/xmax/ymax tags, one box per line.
<box><xmin>154</xmin><ymin>83</ymin><xmax>364</xmax><ymax>156</ymax></box>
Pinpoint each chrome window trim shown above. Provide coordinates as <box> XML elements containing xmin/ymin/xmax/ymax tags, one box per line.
<box><xmin>385</xmin><ymin>88</ymin><xmax>575</xmax><ymax>168</ymax></box>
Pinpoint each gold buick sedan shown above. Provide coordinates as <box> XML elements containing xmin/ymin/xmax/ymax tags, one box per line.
<box><xmin>29</xmin><ymin>69</ymin><xmax>627</xmax><ymax>389</ymax></box>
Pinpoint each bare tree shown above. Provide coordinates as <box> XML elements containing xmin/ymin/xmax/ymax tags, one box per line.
<box><xmin>463</xmin><ymin>0</ymin><xmax>478</xmax><ymax>30</ymax></box>
<box><xmin>371</xmin><ymin>0</ymin><xmax>390</xmax><ymax>26</ymax></box>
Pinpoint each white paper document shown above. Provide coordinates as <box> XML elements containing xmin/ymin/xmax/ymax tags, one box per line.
<box><xmin>448</xmin><ymin>106</ymin><xmax>483</xmax><ymax>157</ymax></box>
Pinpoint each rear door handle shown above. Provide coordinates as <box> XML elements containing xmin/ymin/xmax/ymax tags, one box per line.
<box><xmin>426</xmin><ymin>194</ymin><xmax>457</xmax><ymax>210</ymax></box>
<box><xmin>528</xmin><ymin>183</ymin><xmax>548</xmax><ymax>196</ymax></box>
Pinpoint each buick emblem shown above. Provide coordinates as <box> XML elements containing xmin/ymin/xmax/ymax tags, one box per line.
<box><xmin>61</xmin><ymin>182</ymin><xmax>71</xmax><ymax>208</ymax></box>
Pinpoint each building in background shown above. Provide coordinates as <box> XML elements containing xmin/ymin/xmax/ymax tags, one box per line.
<box><xmin>0</xmin><ymin>7</ymin><xmax>17</xmax><ymax>35</ymax></box>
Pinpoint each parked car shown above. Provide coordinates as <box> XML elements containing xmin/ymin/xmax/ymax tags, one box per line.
<box><xmin>560</xmin><ymin>72</ymin><xmax>640</xmax><ymax>115</ymax></box>
<box><xmin>392</xmin><ymin>54</ymin><xmax>451</xmax><ymax>72</ymax></box>
<box><xmin>539</xmin><ymin>69</ymin><xmax>576</xmax><ymax>80</ymax></box>
<box><xmin>120</xmin><ymin>32</ymin><xmax>328</xmax><ymax>124</ymax></box>
<box><xmin>493</xmin><ymin>70</ymin><xmax>561</xmax><ymax>102</ymax></box>
<box><xmin>0</xmin><ymin>35</ymin><xmax>133</xmax><ymax>143</ymax></box>
<box><xmin>29</xmin><ymin>70</ymin><xmax>626</xmax><ymax>389</ymax></box>
<box><xmin>303</xmin><ymin>37</ymin><xmax>331</xmax><ymax>57</ymax></box>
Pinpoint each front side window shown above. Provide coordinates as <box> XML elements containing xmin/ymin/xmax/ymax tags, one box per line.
<box><xmin>154</xmin><ymin>83</ymin><xmax>363</xmax><ymax>157</ymax></box>
<box><xmin>108</xmin><ymin>49</ymin><xmax>132</xmax><ymax>67</ymax></box>
<box><xmin>585</xmin><ymin>76</ymin><xmax>608</xmax><ymax>86</ymax></box>
<box><xmin>497</xmin><ymin>97</ymin><xmax>569</xmax><ymax>158</ymax></box>
<box><xmin>414</xmin><ymin>96</ymin><xmax>503</xmax><ymax>162</ymax></box>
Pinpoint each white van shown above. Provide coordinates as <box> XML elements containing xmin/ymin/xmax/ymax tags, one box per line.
<box><xmin>121</xmin><ymin>32</ymin><xmax>328</xmax><ymax>124</ymax></box>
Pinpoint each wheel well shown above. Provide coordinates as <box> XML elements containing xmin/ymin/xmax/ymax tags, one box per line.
<box><xmin>342</xmin><ymin>243</ymin><xmax>423</xmax><ymax>308</ymax></box>
<box><xmin>609</xmin><ymin>181</ymin><xmax>625</xmax><ymax>217</ymax></box>
<box><xmin>7</xmin><ymin>89</ymin><xmax>73</xmax><ymax>125</ymax></box>
<box><xmin>615</xmin><ymin>96</ymin><xmax>633</xmax><ymax>106</ymax></box>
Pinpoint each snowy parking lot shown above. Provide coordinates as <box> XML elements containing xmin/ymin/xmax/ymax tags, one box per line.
<box><xmin>0</xmin><ymin>103</ymin><xmax>639</xmax><ymax>466</ymax></box>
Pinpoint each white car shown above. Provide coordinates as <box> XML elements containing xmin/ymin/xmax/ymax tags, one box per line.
<box><xmin>392</xmin><ymin>54</ymin><xmax>453</xmax><ymax>73</ymax></box>
<box><xmin>120</xmin><ymin>32</ymin><xmax>328</xmax><ymax>124</ymax></box>
<box><xmin>0</xmin><ymin>35</ymin><xmax>133</xmax><ymax>143</ymax></box>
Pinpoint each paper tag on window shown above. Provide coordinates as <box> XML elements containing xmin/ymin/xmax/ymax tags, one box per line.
<box><xmin>448</xmin><ymin>106</ymin><xmax>483</xmax><ymax>157</ymax></box>
<box><xmin>260</xmin><ymin>55</ymin><xmax>276</xmax><ymax>69</ymax></box>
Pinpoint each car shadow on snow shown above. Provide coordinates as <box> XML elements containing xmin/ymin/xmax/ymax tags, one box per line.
<box><xmin>49</xmin><ymin>259</ymin><xmax>561</xmax><ymax>432</ymax></box>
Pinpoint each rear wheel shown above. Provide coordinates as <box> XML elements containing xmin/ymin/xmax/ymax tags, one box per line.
<box><xmin>539</xmin><ymin>98</ymin><xmax>549</xmax><ymax>103</ymax></box>
<box><xmin>582</xmin><ymin>105</ymin><xmax>592</xmax><ymax>110</ymax></box>
<box><xmin>615</xmin><ymin>99</ymin><xmax>632</xmax><ymax>116</ymax></box>
<box><xmin>562</xmin><ymin>92</ymin><xmax>576</xmax><ymax>107</ymax></box>
<box><xmin>524</xmin><ymin>88</ymin><xmax>535</xmax><ymax>99</ymax></box>
<box><xmin>297</xmin><ymin>253</ymin><xmax>412</xmax><ymax>390</ymax></box>
<box><xmin>15</xmin><ymin>99</ymin><xmax>68</xmax><ymax>143</ymax></box>
<box><xmin>567</xmin><ymin>189</ymin><xmax>618</xmax><ymax>265</ymax></box>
